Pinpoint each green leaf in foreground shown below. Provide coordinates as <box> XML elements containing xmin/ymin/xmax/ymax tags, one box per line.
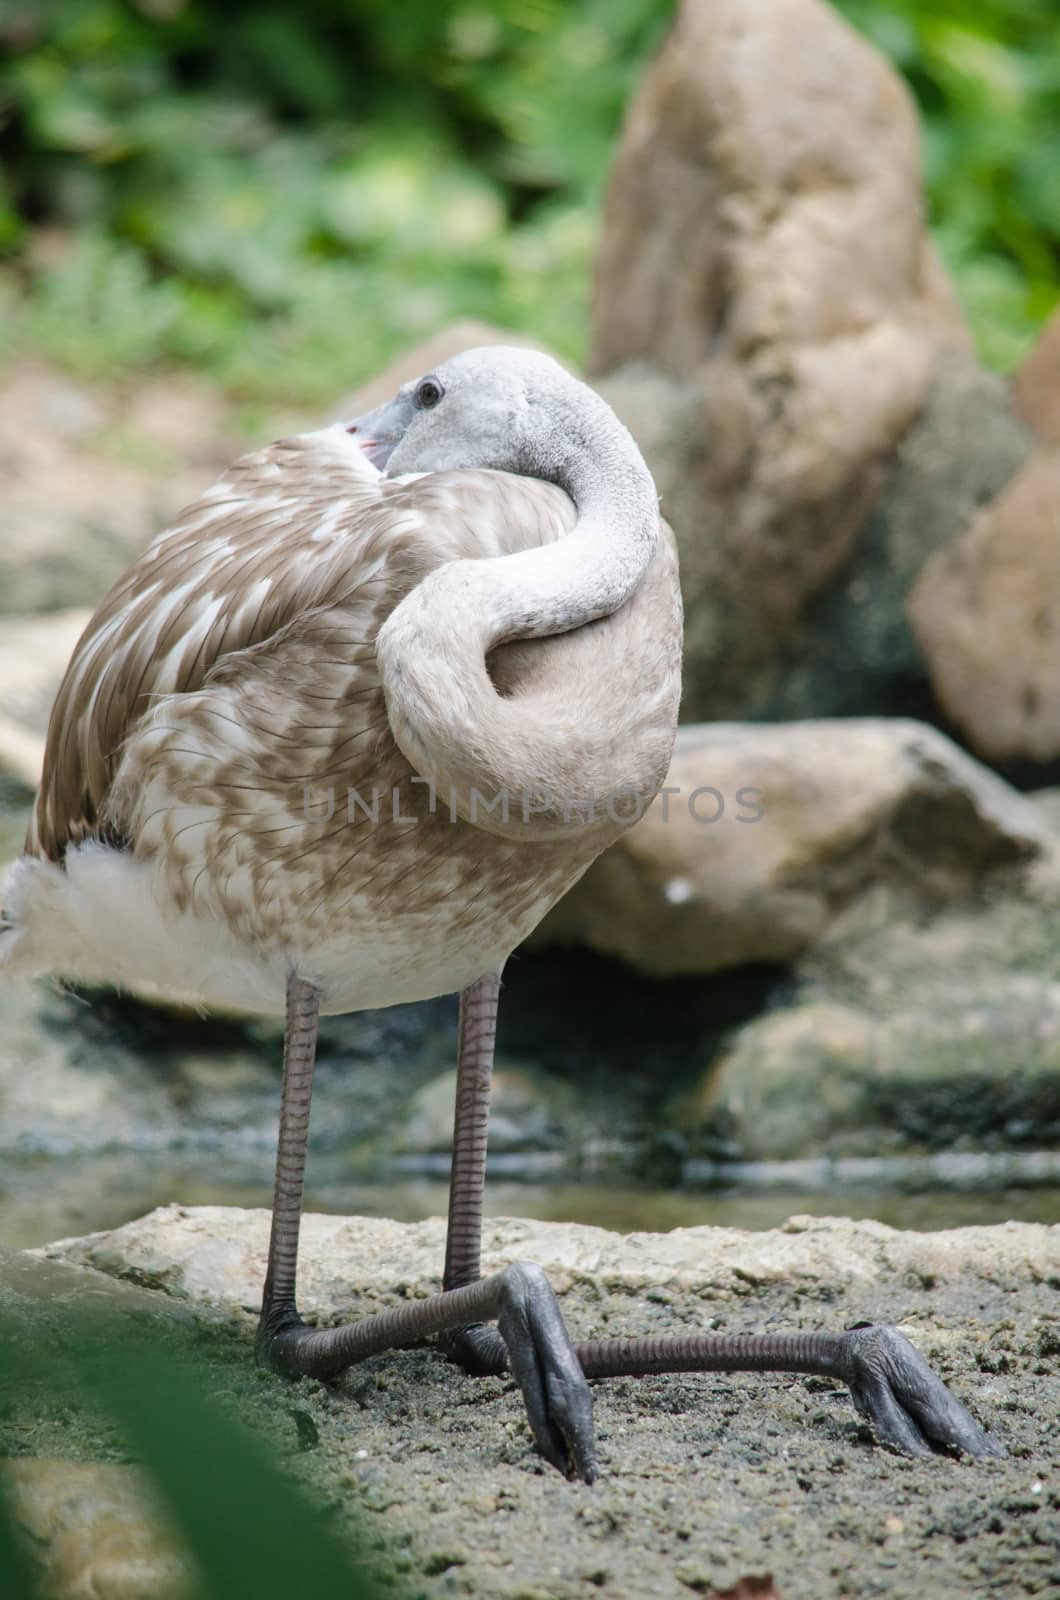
<box><xmin>0</xmin><ymin>1313</ymin><xmax>391</xmax><ymax>1600</ymax></box>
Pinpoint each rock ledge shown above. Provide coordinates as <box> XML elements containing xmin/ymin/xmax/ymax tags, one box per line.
<box><xmin>35</xmin><ymin>1205</ymin><xmax>1060</xmax><ymax>1318</ymax></box>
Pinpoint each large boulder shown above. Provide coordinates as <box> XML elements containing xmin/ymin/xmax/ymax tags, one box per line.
<box><xmin>536</xmin><ymin>719</ymin><xmax>1049</xmax><ymax>977</ymax></box>
<box><xmin>1015</xmin><ymin>303</ymin><xmax>1060</xmax><ymax>445</ymax></box>
<box><xmin>589</xmin><ymin>0</ymin><xmax>986</xmax><ymax>723</ymax></box>
<box><xmin>901</xmin><ymin>302</ymin><xmax>1060</xmax><ymax>766</ymax></box>
<box><xmin>678</xmin><ymin>893</ymin><xmax>1060</xmax><ymax>1162</ymax></box>
<box><xmin>591</xmin><ymin>0</ymin><xmax>966</xmax><ymax>376</ymax></box>
<box><xmin>540</xmin><ymin>722</ymin><xmax>1060</xmax><ymax>1166</ymax></box>
<box><xmin>754</xmin><ymin>354</ymin><xmax>1031</xmax><ymax>724</ymax></box>
<box><xmin>909</xmin><ymin>449</ymin><xmax>1060</xmax><ymax>763</ymax></box>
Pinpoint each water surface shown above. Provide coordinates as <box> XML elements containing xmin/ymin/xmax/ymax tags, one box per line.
<box><xmin>3</xmin><ymin>1147</ymin><xmax>1056</xmax><ymax>1250</ymax></box>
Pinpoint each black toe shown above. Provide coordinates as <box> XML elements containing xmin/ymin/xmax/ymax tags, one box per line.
<box><xmin>498</xmin><ymin>1261</ymin><xmax>598</xmax><ymax>1482</ymax></box>
<box><xmin>841</xmin><ymin>1325</ymin><xmax>1002</xmax><ymax>1459</ymax></box>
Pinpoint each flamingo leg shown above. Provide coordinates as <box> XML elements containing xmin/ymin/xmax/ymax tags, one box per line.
<box><xmin>256</xmin><ymin>974</ymin><xmax>597</xmax><ymax>1481</ymax></box>
<box><xmin>571</xmin><ymin>1326</ymin><xmax>1001</xmax><ymax>1458</ymax></box>
<box><xmin>435</xmin><ymin>978</ymin><xmax>1001</xmax><ymax>1463</ymax></box>
<box><xmin>258</xmin><ymin>975</ymin><xmax>998</xmax><ymax>1473</ymax></box>
<box><xmin>440</xmin><ymin>972</ymin><xmax>510</xmax><ymax>1376</ymax></box>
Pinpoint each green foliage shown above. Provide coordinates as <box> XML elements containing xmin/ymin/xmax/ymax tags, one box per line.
<box><xmin>0</xmin><ymin>0</ymin><xmax>1055</xmax><ymax>400</ymax></box>
<box><xmin>839</xmin><ymin>0</ymin><xmax>1060</xmax><ymax>369</ymax></box>
<box><xmin>0</xmin><ymin>1307</ymin><xmax>390</xmax><ymax>1599</ymax></box>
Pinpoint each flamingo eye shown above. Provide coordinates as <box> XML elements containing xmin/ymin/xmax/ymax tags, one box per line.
<box><xmin>415</xmin><ymin>377</ymin><xmax>444</xmax><ymax>410</ymax></box>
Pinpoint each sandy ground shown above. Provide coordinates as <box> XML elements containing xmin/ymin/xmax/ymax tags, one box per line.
<box><xmin>3</xmin><ymin>1209</ymin><xmax>1056</xmax><ymax>1600</ymax></box>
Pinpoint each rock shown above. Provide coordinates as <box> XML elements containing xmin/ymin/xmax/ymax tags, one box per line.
<box><xmin>536</xmin><ymin>719</ymin><xmax>1049</xmax><ymax>977</ymax></box>
<box><xmin>1015</xmin><ymin>303</ymin><xmax>1060</xmax><ymax>444</ymax></box>
<box><xmin>756</xmin><ymin>351</ymin><xmax>1032</xmax><ymax>722</ymax></box>
<box><xmin>0</xmin><ymin>714</ymin><xmax>45</xmax><ymax>795</ymax></box>
<box><xmin>908</xmin><ymin>449</ymin><xmax>1060</xmax><ymax>763</ymax></box>
<box><xmin>0</xmin><ymin>981</ymin><xmax>190</xmax><ymax>1157</ymax></box>
<box><xmin>0</xmin><ymin>1240</ymin><xmax>199</xmax><ymax>1330</ymax></box>
<box><xmin>592</xmin><ymin>0</ymin><xmax>966</xmax><ymax>374</ymax></box>
<box><xmin>0</xmin><ymin>361</ymin><xmax>241</xmax><ymax>615</ymax></box>
<box><xmin>676</xmin><ymin>890</ymin><xmax>1060</xmax><ymax>1161</ymax></box>
<box><xmin>0</xmin><ymin>608</ymin><xmax>92</xmax><ymax>787</ymax></box>
<box><xmin>33</xmin><ymin>1203</ymin><xmax>1060</xmax><ymax>1313</ymax></box>
<box><xmin>383</xmin><ymin>1062</ymin><xmax>582</xmax><ymax>1160</ymax></box>
<box><xmin>1029</xmin><ymin>786</ymin><xmax>1060</xmax><ymax>833</ymax></box>
<box><xmin>329</xmin><ymin>319</ymin><xmax>557</xmax><ymax>421</ymax></box>
<box><xmin>3</xmin><ymin>1460</ymin><xmax>190</xmax><ymax>1600</ymax></box>
<box><xmin>675</xmin><ymin>1001</ymin><xmax>880</xmax><ymax>1160</ymax></box>
<box><xmin>0</xmin><ymin>797</ymin><xmax>30</xmax><ymax>872</ymax></box>
<box><xmin>589</xmin><ymin>0</ymin><xmax>973</xmax><ymax>722</ymax></box>
<box><xmin>0</xmin><ymin>974</ymin><xmax>466</xmax><ymax>1167</ymax></box>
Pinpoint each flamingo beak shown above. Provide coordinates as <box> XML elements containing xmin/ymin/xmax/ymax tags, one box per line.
<box><xmin>345</xmin><ymin>393</ymin><xmax>415</xmax><ymax>471</ymax></box>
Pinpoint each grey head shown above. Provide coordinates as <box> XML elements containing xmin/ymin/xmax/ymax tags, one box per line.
<box><xmin>346</xmin><ymin>346</ymin><xmax>638</xmax><ymax>493</ymax></box>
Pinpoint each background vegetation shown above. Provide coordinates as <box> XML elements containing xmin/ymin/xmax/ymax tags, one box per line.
<box><xmin>0</xmin><ymin>0</ymin><xmax>1057</xmax><ymax>405</ymax></box>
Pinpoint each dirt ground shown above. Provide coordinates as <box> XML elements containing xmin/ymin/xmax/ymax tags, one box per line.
<box><xmin>287</xmin><ymin>1280</ymin><xmax>1059</xmax><ymax>1600</ymax></box>
<box><xmin>4</xmin><ymin>1210</ymin><xmax>1056</xmax><ymax>1600</ymax></box>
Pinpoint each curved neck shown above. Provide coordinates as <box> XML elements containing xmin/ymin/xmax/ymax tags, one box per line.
<box><xmin>485</xmin><ymin>389</ymin><xmax>660</xmax><ymax>643</ymax></box>
<box><xmin>377</xmin><ymin>396</ymin><xmax>664</xmax><ymax>842</ymax></box>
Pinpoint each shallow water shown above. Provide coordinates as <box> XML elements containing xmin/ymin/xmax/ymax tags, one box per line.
<box><xmin>3</xmin><ymin>1146</ymin><xmax>1057</xmax><ymax>1250</ymax></box>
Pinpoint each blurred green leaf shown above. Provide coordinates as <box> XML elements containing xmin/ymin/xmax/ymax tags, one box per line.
<box><xmin>0</xmin><ymin>0</ymin><xmax>1055</xmax><ymax>391</ymax></box>
<box><xmin>100</xmin><ymin>1353</ymin><xmax>380</xmax><ymax>1599</ymax></box>
<box><xmin>0</xmin><ymin>1309</ymin><xmax>389</xmax><ymax>1600</ymax></box>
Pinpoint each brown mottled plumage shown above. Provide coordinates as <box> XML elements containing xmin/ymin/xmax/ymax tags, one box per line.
<box><xmin>3</xmin><ymin>416</ymin><xmax>680</xmax><ymax>1015</ymax></box>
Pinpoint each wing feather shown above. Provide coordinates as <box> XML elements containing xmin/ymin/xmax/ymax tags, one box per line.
<box><xmin>29</xmin><ymin>428</ymin><xmax>576</xmax><ymax>861</ymax></box>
